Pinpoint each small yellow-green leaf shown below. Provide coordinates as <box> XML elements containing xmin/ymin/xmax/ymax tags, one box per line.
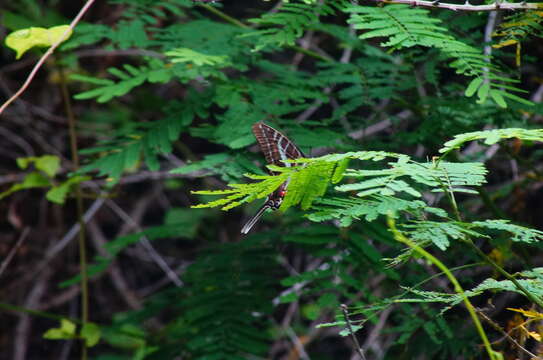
<box><xmin>0</xmin><ymin>172</ymin><xmax>50</xmax><ymax>200</ymax></box>
<box><xmin>43</xmin><ymin>319</ymin><xmax>77</xmax><ymax>340</ymax></box>
<box><xmin>16</xmin><ymin>155</ymin><xmax>60</xmax><ymax>177</ymax></box>
<box><xmin>81</xmin><ymin>323</ymin><xmax>101</xmax><ymax>347</ymax></box>
<box><xmin>492</xmin><ymin>39</ymin><xmax>517</xmax><ymax>49</ymax></box>
<box><xmin>46</xmin><ymin>176</ymin><xmax>89</xmax><ymax>204</ymax></box>
<box><xmin>35</xmin><ymin>155</ymin><xmax>61</xmax><ymax>177</ymax></box>
<box><xmin>5</xmin><ymin>25</ymin><xmax>72</xmax><ymax>59</ymax></box>
<box><xmin>507</xmin><ymin>307</ymin><xmax>543</xmax><ymax>319</ymax></box>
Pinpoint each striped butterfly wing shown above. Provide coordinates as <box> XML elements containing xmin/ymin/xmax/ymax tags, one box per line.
<box><xmin>252</xmin><ymin>122</ymin><xmax>305</xmax><ymax>173</ymax></box>
<box><xmin>241</xmin><ymin>122</ymin><xmax>305</xmax><ymax>234</ymax></box>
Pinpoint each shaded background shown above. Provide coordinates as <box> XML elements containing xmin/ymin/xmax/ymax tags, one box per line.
<box><xmin>1</xmin><ymin>0</ymin><xmax>543</xmax><ymax>359</ymax></box>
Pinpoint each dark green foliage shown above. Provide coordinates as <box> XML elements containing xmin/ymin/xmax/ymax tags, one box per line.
<box><xmin>5</xmin><ymin>0</ymin><xmax>543</xmax><ymax>359</ymax></box>
<box><xmin>243</xmin><ymin>2</ymin><xmax>339</xmax><ymax>51</ymax></box>
<box><xmin>101</xmin><ymin>238</ymin><xmax>280</xmax><ymax>360</ymax></box>
<box><xmin>171</xmin><ymin>240</ymin><xmax>277</xmax><ymax>359</ymax></box>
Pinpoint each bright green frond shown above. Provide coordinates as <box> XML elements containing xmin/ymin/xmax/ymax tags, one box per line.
<box><xmin>439</xmin><ymin>128</ymin><xmax>543</xmax><ymax>155</ymax></box>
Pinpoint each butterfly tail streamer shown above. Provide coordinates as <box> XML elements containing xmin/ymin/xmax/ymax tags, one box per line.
<box><xmin>241</xmin><ymin>203</ymin><xmax>270</xmax><ymax>234</ymax></box>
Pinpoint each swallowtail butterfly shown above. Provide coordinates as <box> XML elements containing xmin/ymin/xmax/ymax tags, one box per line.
<box><xmin>241</xmin><ymin>122</ymin><xmax>305</xmax><ymax>234</ymax></box>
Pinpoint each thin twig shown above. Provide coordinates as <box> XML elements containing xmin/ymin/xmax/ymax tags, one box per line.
<box><xmin>0</xmin><ymin>127</ymin><xmax>35</xmax><ymax>156</ymax></box>
<box><xmin>482</xmin><ymin>10</ymin><xmax>498</xmax><ymax>83</ymax></box>
<box><xmin>285</xmin><ymin>326</ymin><xmax>311</xmax><ymax>360</ymax></box>
<box><xmin>59</xmin><ymin>65</ymin><xmax>89</xmax><ymax>360</ymax></box>
<box><xmin>13</xmin><ymin>269</ymin><xmax>51</xmax><ymax>360</ymax></box>
<box><xmin>15</xmin><ymin>199</ymin><xmax>105</xmax><ymax>296</ymax></box>
<box><xmin>105</xmin><ymin>200</ymin><xmax>184</xmax><ymax>287</ymax></box>
<box><xmin>361</xmin><ymin>306</ymin><xmax>393</xmax><ymax>359</ymax></box>
<box><xmin>87</xmin><ymin>221</ymin><xmax>142</xmax><ymax>310</ymax></box>
<box><xmin>341</xmin><ymin>304</ymin><xmax>367</xmax><ymax>360</ymax></box>
<box><xmin>477</xmin><ymin>309</ymin><xmax>542</xmax><ymax>360</ymax></box>
<box><xmin>0</xmin><ymin>0</ymin><xmax>96</xmax><ymax>115</ymax></box>
<box><xmin>0</xmin><ymin>227</ymin><xmax>30</xmax><ymax>279</ymax></box>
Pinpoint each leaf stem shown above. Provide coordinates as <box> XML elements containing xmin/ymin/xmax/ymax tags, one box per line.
<box><xmin>462</xmin><ymin>238</ymin><xmax>543</xmax><ymax>308</ymax></box>
<box><xmin>59</xmin><ymin>66</ymin><xmax>89</xmax><ymax>360</ymax></box>
<box><xmin>0</xmin><ymin>301</ymin><xmax>71</xmax><ymax>322</ymax></box>
<box><xmin>438</xmin><ymin>163</ymin><xmax>543</xmax><ymax>307</ymax></box>
<box><xmin>387</xmin><ymin>215</ymin><xmax>499</xmax><ymax>360</ymax></box>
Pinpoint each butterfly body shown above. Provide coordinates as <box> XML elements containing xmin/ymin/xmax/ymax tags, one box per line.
<box><xmin>241</xmin><ymin>122</ymin><xmax>304</xmax><ymax>234</ymax></box>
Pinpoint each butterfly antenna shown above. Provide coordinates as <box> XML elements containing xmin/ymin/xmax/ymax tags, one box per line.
<box><xmin>241</xmin><ymin>204</ymin><xmax>270</xmax><ymax>234</ymax></box>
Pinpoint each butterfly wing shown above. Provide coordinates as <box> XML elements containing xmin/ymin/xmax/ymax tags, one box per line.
<box><xmin>241</xmin><ymin>122</ymin><xmax>304</xmax><ymax>234</ymax></box>
<box><xmin>252</xmin><ymin>122</ymin><xmax>305</xmax><ymax>173</ymax></box>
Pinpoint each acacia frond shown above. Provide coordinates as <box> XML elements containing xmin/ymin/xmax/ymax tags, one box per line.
<box><xmin>439</xmin><ymin>128</ymin><xmax>543</xmax><ymax>156</ymax></box>
<box><xmin>339</xmin><ymin>159</ymin><xmax>487</xmax><ymax>197</ymax></box>
<box><xmin>308</xmin><ymin>195</ymin><xmax>446</xmax><ymax>227</ymax></box>
<box><xmin>400</xmin><ymin>271</ymin><xmax>543</xmax><ymax>309</ymax></box>
<box><xmin>346</xmin><ymin>4</ymin><xmax>531</xmax><ymax>107</ymax></box>
<box><xmin>403</xmin><ymin>221</ymin><xmax>485</xmax><ymax>251</ymax></box>
<box><xmin>192</xmin><ymin>150</ymin><xmax>488</xmax><ymax>214</ymax></box>
<box><xmin>72</xmin><ymin>58</ymin><xmax>173</xmax><ymax>103</ymax></box>
<box><xmin>472</xmin><ymin>220</ymin><xmax>543</xmax><ymax>244</ymax></box>
<box><xmin>192</xmin><ymin>171</ymin><xmax>289</xmax><ymax>210</ymax></box>
<box><xmin>243</xmin><ymin>2</ymin><xmax>338</xmax><ymax>51</ymax></box>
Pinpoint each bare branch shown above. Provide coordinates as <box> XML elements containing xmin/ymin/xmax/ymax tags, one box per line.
<box><xmin>0</xmin><ymin>228</ymin><xmax>30</xmax><ymax>279</ymax></box>
<box><xmin>371</xmin><ymin>0</ymin><xmax>539</xmax><ymax>11</ymax></box>
<box><xmin>0</xmin><ymin>0</ymin><xmax>96</xmax><ymax>115</ymax></box>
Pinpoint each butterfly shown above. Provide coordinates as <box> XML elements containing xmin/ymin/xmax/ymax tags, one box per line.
<box><xmin>241</xmin><ymin>122</ymin><xmax>305</xmax><ymax>234</ymax></box>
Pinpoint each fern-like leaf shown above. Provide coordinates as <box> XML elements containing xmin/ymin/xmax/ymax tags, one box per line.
<box><xmin>308</xmin><ymin>195</ymin><xmax>447</xmax><ymax>227</ymax></box>
<box><xmin>79</xmin><ymin>97</ymin><xmax>205</xmax><ymax>180</ymax></box>
<box><xmin>439</xmin><ymin>128</ymin><xmax>543</xmax><ymax>155</ymax></box>
<box><xmin>243</xmin><ymin>2</ymin><xmax>337</xmax><ymax>51</ymax></box>
<box><xmin>346</xmin><ymin>4</ymin><xmax>530</xmax><ymax>107</ymax></box>
<box><xmin>73</xmin><ymin>58</ymin><xmax>173</xmax><ymax>103</ymax></box>
<box><xmin>472</xmin><ymin>220</ymin><xmax>543</xmax><ymax>244</ymax></box>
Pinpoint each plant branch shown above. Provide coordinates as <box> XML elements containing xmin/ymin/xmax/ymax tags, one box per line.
<box><xmin>0</xmin><ymin>228</ymin><xmax>30</xmax><ymax>279</ymax></box>
<box><xmin>341</xmin><ymin>304</ymin><xmax>367</xmax><ymax>360</ymax></box>
<box><xmin>438</xmin><ymin>162</ymin><xmax>543</xmax><ymax>308</ymax></box>
<box><xmin>387</xmin><ymin>215</ymin><xmax>499</xmax><ymax>360</ymax></box>
<box><xmin>477</xmin><ymin>308</ymin><xmax>540</xmax><ymax>359</ymax></box>
<box><xmin>371</xmin><ymin>0</ymin><xmax>541</xmax><ymax>11</ymax></box>
<box><xmin>463</xmin><ymin>238</ymin><xmax>543</xmax><ymax>308</ymax></box>
<box><xmin>59</xmin><ymin>66</ymin><xmax>89</xmax><ymax>360</ymax></box>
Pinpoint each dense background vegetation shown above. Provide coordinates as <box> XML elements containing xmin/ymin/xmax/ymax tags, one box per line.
<box><xmin>1</xmin><ymin>0</ymin><xmax>543</xmax><ymax>359</ymax></box>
